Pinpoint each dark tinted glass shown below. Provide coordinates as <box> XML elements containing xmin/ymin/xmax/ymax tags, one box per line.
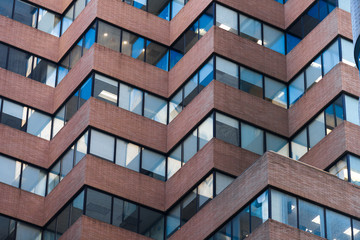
<box><xmin>112</xmin><ymin>198</ymin><xmax>138</xmax><ymax>232</ymax></box>
<box><xmin>7</xmin><ymin>48</ymin><xmax>33</xmax><ymax>77</ymax></box>
<box><xmin>0</xmin><ymin>0</ymin><xmax>14</xmax><ymax>18</ymax></box>
<box><xmin>85</xmin><ymin>188</ymin><xmax>112</xmax><ymax>224</ymax></box>
<box><xmin>65</xmin><ymin>92</ymin><xmax>79</xmax><ymax>122</ymax></box>
<box><xmin>97</xmin><ymin>21</ymin><xmax>121</xmax><ymax>52</ymax></box>
<box><xmin>13</xmin><ymin>0</ymin><xmax>38</xmax><ymax>27</ymax></box>
<box><xmin>0</xmin><ymin>43</ymin><xmax>8</xmax><ymax>69</ymax></box>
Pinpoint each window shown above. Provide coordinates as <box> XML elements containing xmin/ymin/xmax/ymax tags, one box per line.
<box><xmin>353</xmin><ymin>219</ymin><xmax>360</xmax><ymax>240</ymax></box>
<box><xmin>62</xmin><ymin>6</ymin><xmax>74</xmax><ymax>35</ymax></box>
<box><xmin>250</xmin><ymin>191</ymin><xmax>268</xmax><ymax>231</ymax></box>
<box><xmin>198</xmin><ymin>174</ymin><xmax>213</xmax><ymax>207</ymax></box>
<box><xmin>169</xmin><ymin>90</ymin><xmax>183</xmax><ymax>122</ymax></box>
<box><xmin>84</xmin><ymin>23</ymin><xmax>96</xmax><ymax>52</ymax></box>
<box><xmin>326</xmin><ymin>209</ymin><xmax>351</xmax><ymax>240</ymax></box>
<box><xmin>125</xmin><ymin>0</ymin><xmax>146</xmax><ymax>10</ymax></box>
<box><xmin>199</xmin><ymin>58</ymin><xmax>214</xmax><ymax>90</ymax></box>
<box><xmin>31</xmin><ymin>57</ymin><xmax>57</xmax><ymax>87</ymax></box>
<box><xmin>305</xmin><ymin>56</ymin><xmax>322</xmax><ymax>89</ymax></box>
<box><xmin>0</xmin><ymin>215</ymin><xmax>16</xmax><ymax>239</ymax></box>
<box><xmin>71</xmin><ymin>191</ymin><xmax>84</xmax><ymax>225</ymax></box>
<box><xmin>232</xmin><ymin>206</ymin><xmax>250</xmax><ymax>240</ymax></box>
<box><xmin>75</xmin><ymin>131</ymin><xmax>88</xmax><ymax>165</ymax></box>
<box><xmin>216</xmin><ymin>4</ymin><xmax>238</xmax><ymax>34</ymax></box>
<box><xmin>241</xmin><ymin>123</ymin><xmax>263</xmax><ymax>155</ymax></box>
<box><xmin>21</xmin><ymin>164</ymin><xmax>46</xmax><ymax>196</ymax></box>
<box><xmin>0</xmin><ymin>156</ymin><xmax>21</xmax><ymax>187</ymax></box>
<box><xmin>90</xmin><ymin>129</ymin><xmax>115</xmax><ymax>161</ymax></box>
<box><xmin>198</xmin><ymin>115</ymin><xmax>213</xmax><ymax>149</ymax></box>
<box><xmin>289</xmin><ymin>73</ymin><xmax>305</xmax><ymax>106</ymax></box>
<box><xmin>298</xmin><ymin>200</ymin><xmax>325</xmax><ymax>238</ymax></box>
<box><xmin>263</xmin><ymin>25</ymin><xmax>285</xmax><ymax>54</ymax></box>
<box><xmin>349</xmin><ymin>155</ymin><xmax>360</xmax><ymax>185</ymax></box>
<box><xmin>74</xmin><ymin>0</ymin><xmax>86</xmax><ymax>18</ymax></box>
<box><xmin>141</xmin><ymin>149</ymin><xmax>166</xmax><ymax>181</ymax></box>
<box><xmin>93</xmin><ymin>74</ymin><xmax>118</xmax><ymax>105</ymax></box>
<box><xmin>183</xmin><ymin>130</ymin><xmax>197</xmax><ymax>163</ymax></box>
<box><xmin>0</xmin><ymin>43</ymin><xmax>8</xmax><ymax>69</ymax></box>
<box><xmin>171</xmin><ymin>0</ymin><xmax>185</xmax><ymax>19</ymax></box>
<box><xmin>345</xmin><ymin>95</ymin><xmax>359</xmax><ymax>125</ymax></box>
<box><xmin>215</xmin><ymin>172</ymin><xmax>234</xmax><ymax>195</ymax></box>
<box><xmin>60</xmin><ymin>146</ymin><xmax>74</xmax><ymax>179</ymax></box>
<box><xmin>122</xmin><ymin>31</ymin><xmax>145</xmax><ymax>61</ymax></box>
<box><xmin>199</xmin><ymin>5</ymin><xmax>214</xmax><ymax>37</ymax></box>
<box><xmin>341</xmin><ymin>39</ymin><xmax>355</xmax><ymax>67</ymax></box>
<box><xmin>146</xmin><ymin>40</ymin><xmax>169</xmax><ymax>71</ymax></box>
<box><xmin>13</xmin><ymin>0</ymin><xmax>38</xmax><ymax>27</ymax></box>
<box><xmin>112</xmin><ymin>198</ymin><xmax>138</xmax><ymax>232</ymax></box>
<box><xmin>181</xmin><ymin>189</ymin><xmax>197</xmax><ymax>224</ymax></box>
<box><xmin>216</xmin><ymin>112</ymin><xmax>239</xmax><ymax>146</ymax></box>
<box><xmin>215</xmin><ymin>57</ymin><xmax>239</xmax><ymax>88</ymax></box>
<box><xmin>119</xmin><ymin>83</ymin><xmax>143</xmax><ymax>115</ymax></box>
<box><xmin>323</xmin><ymin>41</ymin><xmax>339</xmax><ymax>75</ymax></box>
<box><xmin>264</xmin><ymin>77</ymin><xmax>287</xmax><ymax>108</ymax></box>
<box><xmin>37</xmin><ymin>9</ymin><xmax>61</xmax><ymax>37</ymax></box>
<box><xmin>184</xmin><ymin>22</ymin><xmax>198</xmax><ymax>53</ymax></box>
<box><xmin>166</xmin><ymin>205</ymin><xmax>180</xmax><ymax>237</ymax></box>
<box><xmin>183</xmin><ymin>74</ymin><xmax>198</xmax><ymax>107</ymax></box>
<box><xmin>148</xmin><ymin>0</ymin><xmax>170</xmax><ymax>20</ymax></box>
<box><xmin>79</xmin><ymin>77</ymin><xmax>92</xmax><ymax>107</ymax></box>
<box><xmin>308</xmin><ymin>113</ymin><xmax>325</xmax><ymax>148</ymax></box>
<box><xmin>1</xmin><ymin>100</ymin><xmax>27</xmax><ymax>131</ymax></box>
<box><xmin>266</xmin><ymin>132</ymin><xmax>289</xmax><ymax>157</ymax></box>
<box><xmin>167</xmin><ymin>145</ymin><xmax>182</xmax><ymax>179</ymax></box>
<box><xmin>271</xmin><ymin>190</ymin><xmax>297</xmax><ymax>228</ymax></box>
<box><xmin>53</xmin><ymin>107</ymin><xmax>65</xmax><ymax>137</ymax></box>
<box><xmin>0</xmin><ymin>0</ymin><xmax>14</xmax><ymax>18</ymax></box>
<box><xmin>329</xmin><ymin>157</ymin><xmax>348</xmax><ymax>181</ymax></box>
<box><xmin>291</xmin><ymin>129</ymin><xmax>308</xmax><ymax>160</ymax></box>
<box><xmin>27</xmin><ymin>109</ymin><xmax>52</xmax><ymax>140</ymax></box>
<box><xmin>85</xmin><ymin>188</ymin><xmax>112</xmax><ymax>224</ymax></box>
<box><xmin>7</xmin><ymin>48</ymin><xmax>33</xmax><ymax>77</ymax></box>
<box><xmin>47</xmin><ymin>161</ymin><xmax>60</xmax><ymax>193</ymax></box>
<box><xmin>69</xmin><ymin>40</ymin><xmax>83</xmax><ymax>69</ymax></box>
<box><xmin>214</xmin><ymin>221</ymin><xmax>231</xmax><ymax>240</ymax></box>
<box><xmin>144</xmin><ymin>93</ymin><xmax>167</xmax><ymax>124</ymax></box>
<box><xmin>115</xmin><ymin>139</ymin><xmax>140</xmax><ymax>172</ymax></box>
<box><xmin>97</xmin><ymin>21</ymin><xmax>121</xmax><ymax>52</ymax></box>
<box><xmin>138</xmin><ymin>207</ymin><xmax>164</xmax><ymax>239</ymax></box>
<box><xmin>240</xmin><ymin>14</ymin><xmax>262</xmax><ymax>44</ymax></box>
<box><xmin>240</xmin><ymin>67</ymin><xmax>263</xmax><ymax>98</ymax></box>
<box><xmin>16</xmin><ymin>222</ymin><xmax>42</xmax><ymax>240</ymax></box>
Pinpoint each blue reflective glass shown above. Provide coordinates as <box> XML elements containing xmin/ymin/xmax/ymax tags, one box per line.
<box><xmin>307</xmin><ymin>2</ymin><xmax>319</xmax><ymax>20</ymax></box>
<box><xmin>286</xmin><ymin>33</ymin><xmax>301</xmax><ymax>53</ymax></box>
<box><xmin>57</xmin><ymin>66</ymin><xmax>69</xmax><ymax>85</ymax></box>
<box><xmin>84</xmin><ymin>26</ymin><xmax>96</xmax><ymax>50</ymax></box>
<box><xmin>158</xmin><ymin>2</ymin><xmax>170</xmax><ymax>20</ymax></box>
<box><xmin>289</xmin><ymin>74</ymin><xmax>305</xmax><ymax>106</ymax></box>
<box><xmin>171</xmin><ymin>0</ymin><xmax>185</xmax><ymax>19</ymax></box>
<box><xmin>169</xmin><ymin>50</ymin><xmax>183</xmax><ymax>69</ymax></box>
<box><xmin>199</xmin><ymin>12</ymin><xmax>213</xmax><ymax>37</ymax></box>
<box><xmin>79</xmin><ymin>77</ymin><xmax>93</xmax><ymax>106</ymax></box>
<box><xmin>131</xmin><ymin>37</ymin><xmax>145</xmax><ymax>59</ymax></box>
<box><xmin>156</xmin><ymin>51</ymin><xmax>169</xmax><ymax>71</ymax></box>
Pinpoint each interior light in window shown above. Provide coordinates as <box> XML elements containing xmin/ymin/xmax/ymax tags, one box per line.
<box><xmin>123</xmin><ymin>41</ymin><xmax>128</xmax><ymax>44</ymax></box>
<box><xmin>257</xmin><ymin>39</ymin><xmax>262</xmax><ymax>45</ymax></box>
<box><xmin>219</xmin><ymin>24</ymin><xmax>231</xmax><ymax>31</ymax></box>
<box><xmin>103</xmin><ymin>33</ymin><xmax>108</xmax><ymax>37</ymax></box>
<box><xmin>98</xmin><ymin>90</ymin><xmax>117</xmax><ymax>102</ymax></box>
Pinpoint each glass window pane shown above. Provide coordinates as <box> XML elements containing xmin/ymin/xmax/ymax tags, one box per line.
<box><xmin>216</xmin><ymin>57</ymin><xmax>239</xmax><ymax>88</ymax></box>
<box><xmin>214</xmin><ymin>221</ymin><xmax>231</xmax><ymax>240</ymax></box>
<box><xmin>74</xmin><ymin>0</ymin><xmax>86</xmax><ymax>18</ymax></box>
<box><xmin>60</xmin><ymin>146</ymin><xmax>74</xmax><ymax>179</ymax></box>
<box><xmin>85</xmin><ymin>188</ymin><xmax>112</xmax><ymax>224</ymax></box>
<box><xmin>31</xmin><ymin>57</ymin><xmax>57</xmax><ymax>87</ymax></box>
<box><xmin>183</xmin><ymin>129</ymin><xmax>197</xmax><ymax>163</ymax></box>
<box><xmin>286</xmin><ymin>33</ymin><xmax>301</xmax><ymax>53</ymax></box>
<box><xmin>308</xmin><ymin>112</ymin><xmax>325</xmax><ymax>148</ymax></box>
<box><xmin>1</xmin><ymin>100</ymin><xmax>27</xmax><ymax>131</ymax></box>
<box><xmin>0</xmin><ymin>0</ymin><xmax>14</xmax><ymax>18</ymax></box>
<box><xmin>122</xmin><ymin>31</ymin><xmax>145</xmax><ymax>61</ymax></box>
<box><xmin>148</xmin><ymin>0</ymin><xmax>170</xmax><ymax>20</ymax></box>
<box><xmin>216</xmin><ymin>112</ymin><xmax>239</xmax><ymax>146</ymax></box>
<box><xmin>65</xmin><ymin>92</ymin><xmax>78</xmax><ymax>122</ymax></box>
<box><xmin>79</xmin><ymin>77</ymin><xmax>93</xmax><ymax>108</ymax></box>
<box><xmin>250</xmin><ymin>191</ymin><xmax>268</xmax><ymax>231</ymax></box>
<box><xmin>291</xmin><ymin>128</ymin><xmax>308</xmax><ymax>160</ymax></box>
<box><xmin>0</xmin><ymin>156</ymin><xmax>21</xmax><ymax>187</ymax></box>
<box><xmin>169</xmin><ymin>49</ymin><xmax>183</xmax><ymax>69</ymax></box>
<box><xmin>334</xmin><ymin>96</ymin><xmax>344</xmax><ymax>126</ymax></box>
<box><xmin>83</xmin><ymin>23</ymin><xmax>96</xmax><ymax>52</ymax></box>
<box><xmin>0</xmin><ymin>215</ymin><xmax>15</xmax><ymax>240</ymax></box>
<box><xmin>146</xmin><ymin>40</ymin><xmax>169</xmax><ymax>71</ymax></box>
<box><xmin>75</xmin><ymin>131</ymin><xmax>88</xmax><ymax>165</ymax></box>
<box><xmin>341</xmin><ymin>38</ymin><xmax>355</xmax><ymax>67</ymax></box>
<box><xmin>119</xmin><ymin>83</ymin><xmax>143</xmax><ymax>115</ymax></box>
<box><xmin>329</xmin><ymin>156</ymin><xmax>348</xmax><ymax>181</ymax></box>
<box><xmin>27</xmin><ymin>109</ymin><xmax>51</xmax><ymax>140</ymax></box>
<box><xmin>266</xmin><ymin>132</ymin><xmax>289</xmax><ymax>157</ymax></box>
<box><xmin>349</xmin><ymin>155</ymin><xmax>360</xmax><ymax>185</ymax></box>
<box><xmin>271</xmin><ymin>189</ymin><xmax>297</xmax><ymax>228</ymax></box>
<box><xmin>47</xmin><ymin>161</ymin><xmax>60</xmax><ymax>193</ymax></box>
<box><xmin>139</xmin><ymin>207</ymin><xmax>164</xmax><ymax>239</ymax></box>
<box><xmin>183</xmin><ymin>74</ymin><xmax>198</xmax><ymax>107</ymax></box>
<box><xmin>90</xmin><ymin>129</ymin><xmax>115</xmax><ymax>161</ymax></box>
<box><xmin>240</xmin><ymin>14</ymin><xmax>262</xmax><ymax>44</ymax></box>
<box><xmin>144</xmin><ymin>93</ymin><xmax>167</xmax><ymax>124</ymax></box>
<box><xmin>53</xmin><ymin>106</ymin><xmax>65</xmax><ymax>137</ymax></box>
<box><xmin>215</xmin><ymin>172</ymin><xmax>234</xmax><ymax>195</ymax></box>
<box><xmin>240</xmin><ymin>67</ymin><xmax>263</xmax><ymax>98</ymax></box>
<box><xmin>198</xmin><ymin>174</ymin><xmax>213</xmax><ymax>207</ymax></box>
<box><xmin>323</xmin><ymin>41</ymin><xmax>339</xmax><ymax>75</ymax></box>
<box><xmin>171</xmin><ymin>0</ymin><xmax>185</xmax><ymax>19</ymax></box>
<box><xmin>57</xmin><ymin>205</ymin><xmax>70</xmax><ymax>236</ymax></box>
<box><xmin>339</xmin><ymin>0</ymin><xmax>350</xmax><ymax>12</ymax></box>
<box><xmin>115</xmin><ymin>139</ymin><xmax>140</xmax><ymax>172</ymax></box>
<box><xmin>199</xmin><ymin>58</ymin><xmax>214</xmax><ymax>90</ymax></box>
<box><xmin>125</xmin><ymin>0</ymin><xmax>146</xmax><ymax>10</ymax></box>
<box><xmin>13</xmin><ymin>0</ymin><xmax>38</xmax><ymax>27</ymax></box>
<box><xmin>71</xmin><ymin>190</ymin><xmax>84</xmax><ymax>225</ymax></box>
<box><xmin>181</xmin><ymin>189</ymin><xmax>197</xmax><ymax>225</ymax></box>
<box><xmin>305</xmin><ymin>56</ymin><xmax>322</xmax><ymax>89</ymax></box>
<box><xmin>112</xmin><ymin>198</ymin><xmax>138</xmax><ymax>232</ymax></box>
<box><xmin>21</xmin><ymin>164</ymin><xmax>46</xmax><ymax>196</ymax></box>
<box><xmin>353</xmin><ymin>219</ymin><xmax>360</xmax><ymax>240</ymax></box>
<box><xmin>69</xmin><ymin>39</ymin><xmax>83</xmax><ymax>69</ymax></box>
<box><xmin>289</xmin><ymin>73</ymin><xmax>305</xmax><ymax>106</ymax></box>
<box><xmin>184</xmin><ymin>22</ymin><xmax>198</xmax><ymax>53</ymax></box>
<box><xmin>326</xmin><ymin>209</ymin><xmax>351</xmax><ymax>240</ymax></box>
<box><xmin>169</xmin><ymin>90</ymin><xmax>183</xmax><ymax>122</ymax></box>
<box><xmin>167</xmin><ymin>145</ymin><xmax>182</xmax><ymax>179</ymax></box>
<box><xmin>7</xmin><ymin>47</ymin><xmax>33</xmax><ymax>77</ymax></box>
<box><xmin>37</xmin><ymin>9</ymin><xmax>61</xmax><ymax>37</ymax></box>
<box><xmin>93</xmin><ymin>74</ymin><xmax>118</xmax><ymax>105</ymax></box>
<box><xmin>298</xmin><ymin>200</ymin><xmax>325</xmax><ymax>237</ymax></box>
<box><xmin>61</xmin><ymin>6</ymin><xmax>74</xmax><ymax>35</ymax></box>
<box><xmin>199</xmin><ymin>5</ymin><xmax>214</xmax><ymax>37</ymax></box>
<box><xmin>241</xmin><ymin>123</ymin><xmax>264</xmax><ymax>155</ymax></box>
<box><xmin>16</xmin><ymin>222</ymin><xmax>41</xmax><ymax>240</ymax></box>
<box><xmin>232</xmin><ymin>206</ymin><xmax>250</xmax><ymax>240</ymax></box>
<box><xmin>199</xmin><ymin>115</ymin><xmax>214</xmax><ymax>149</ymax></box>
<box><xmin>141</xmin><ymin>149</ymin><xmax>166</xmax><ymax>181</ymax></box>
<box><xmin>166</xmin><ymin>205</ymin><xmax>180</xmax><ymax>237</ymax></box>
<box><xmin>345</xmin><ymin>95</ymin><xmax>360</xmax><ymax>125</ymax></box>
<box><xmin>264</xmin><ymin>77</ymin><xmax>287</xmax><ymax>108</ymax></box>
<box><xmin>263</xmin><ymin>25</ymin><xmax>285</xmax><ymax>54</ymax></box>
<box><xmin>0</xmin><ymin>43</ymin><xmax>8</xmax><ymax>69</ymax></box>
<box><xmin>216</xmin><ymin>4</ymin><xmax>238</xmax><ymax>34</ymax></box>
<box><xmin>97</xmin><ymin>21</ymin><xmax>121</xmax><ymax>52</ymax></box>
